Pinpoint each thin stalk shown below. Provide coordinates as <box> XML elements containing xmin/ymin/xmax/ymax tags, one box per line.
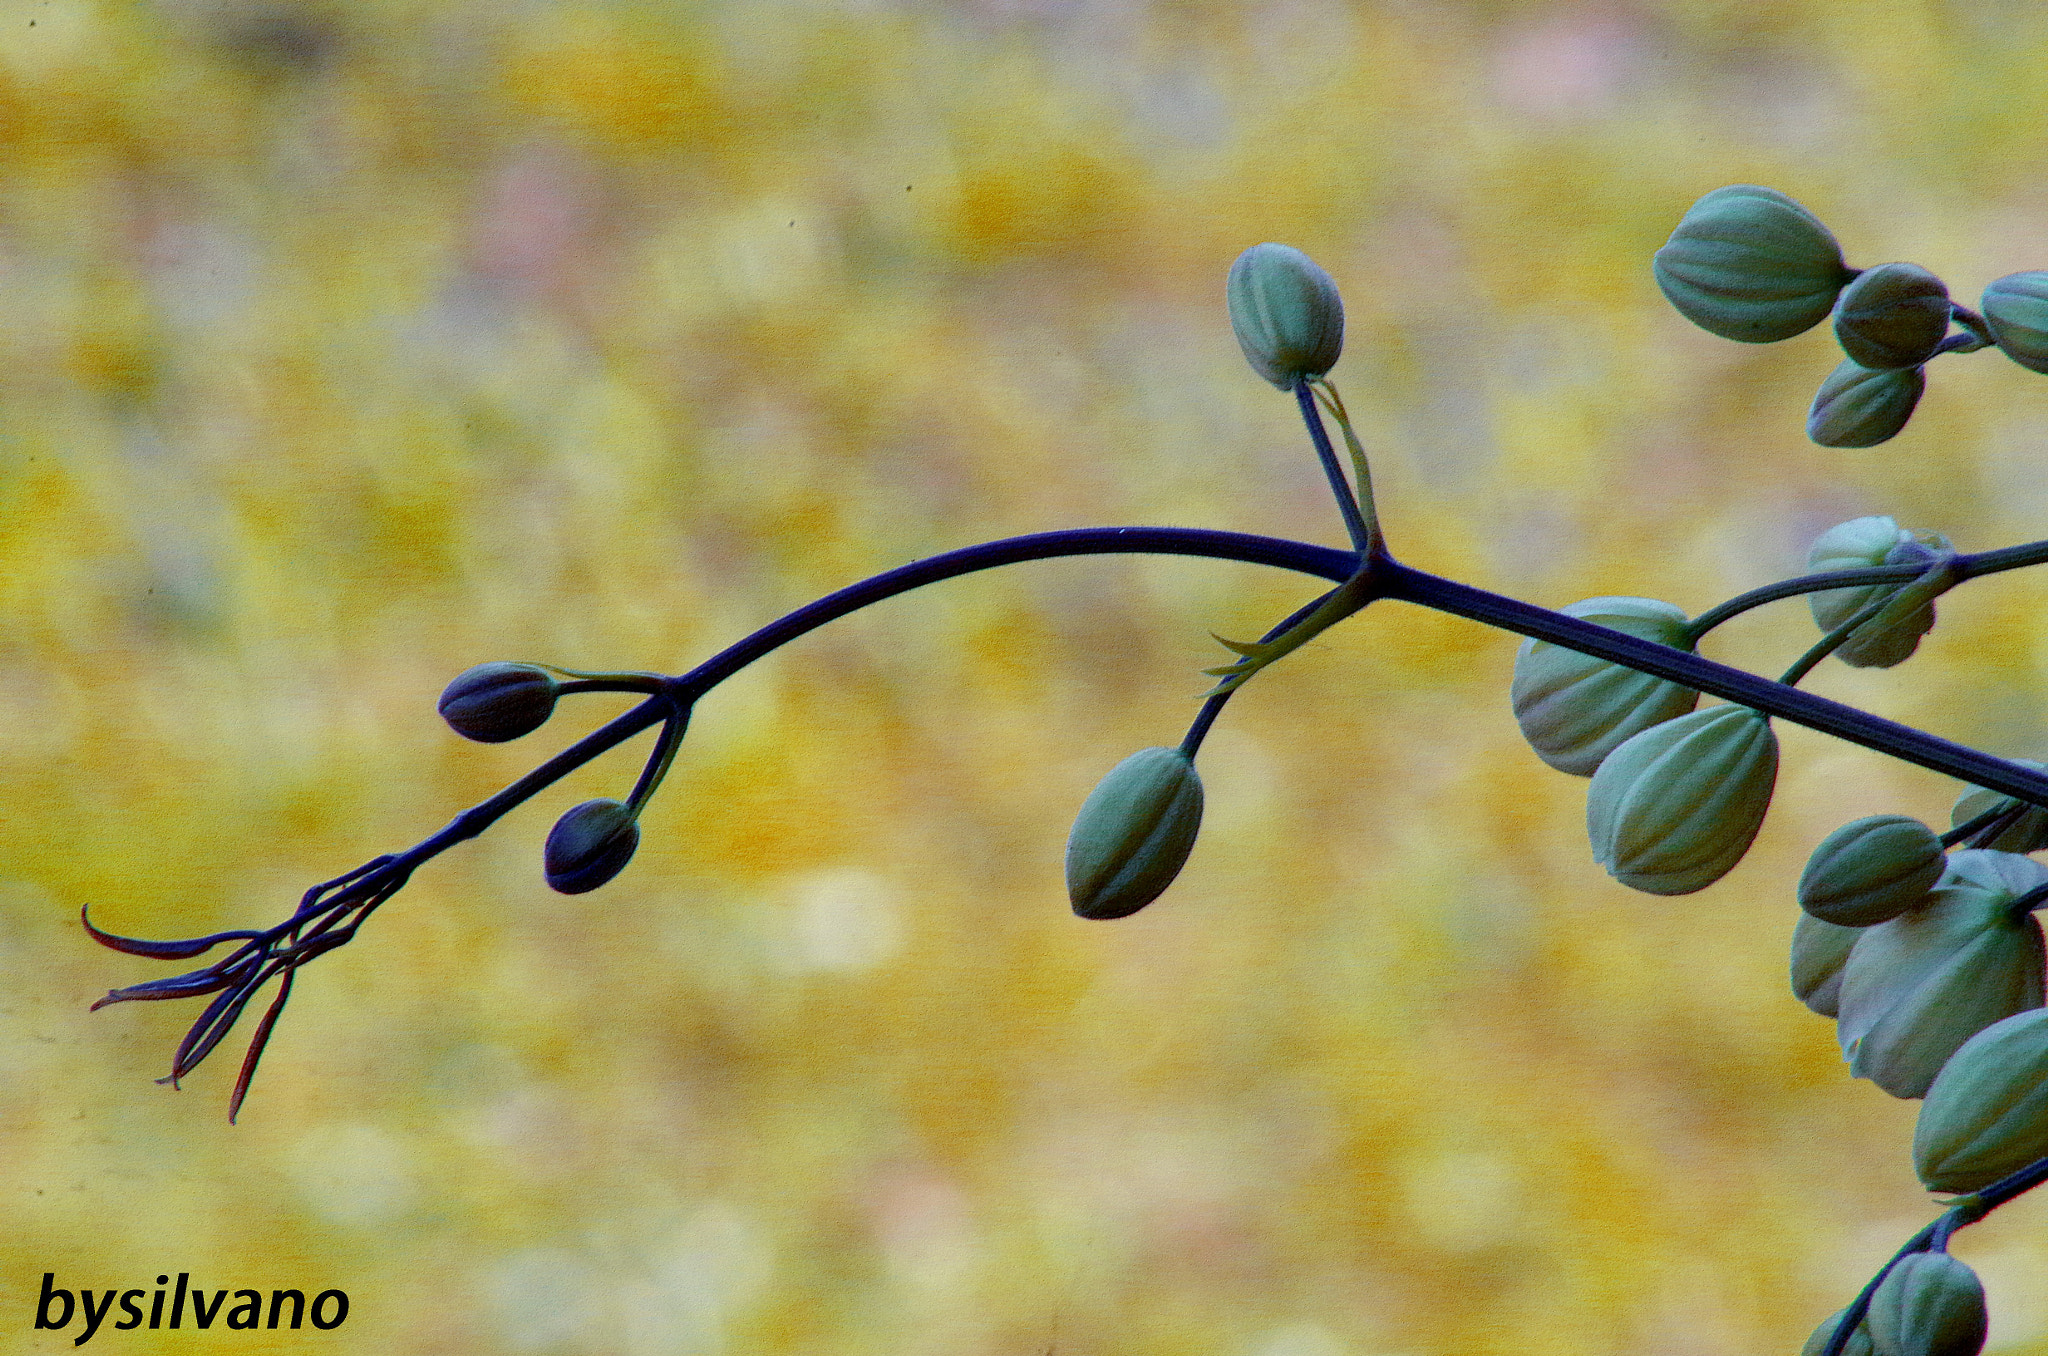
<box><xmin>1294</xmin><ymin>378</ymin><xmax>1374</xmax><ymax>554</ymax></box>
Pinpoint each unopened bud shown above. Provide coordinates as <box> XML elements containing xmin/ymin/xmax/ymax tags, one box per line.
<box><xmin>439</xmin><ymin>662</ymin><xmax>560</xmax><ymax>742</ymax></box>
<box><xmin>1227</xmin><ymin>244</ymin><xmax>1344</xmax><ymax>389</ymax></box>
<box><xmin>1950</xmin><ymin>760</ymin><xmax>2048</xmax><ymax>853</ymax></box>
<box><xmin>1803</xmin><ymin>1308</ymin><xmax>1875</xmax><ymax>1356</ymax></box>
<box><xmin>1980</xmin><ymin>271</ymin><xmax>2048</xmax><ymax>373</ymax></box>
<box><xmin>1808</xmin><ymin>359</ymin><xmax>1925</xmax><ymax>448</ymax></box>
<box><xmin>544</xmin><ymin>798</ymin><xmax>641</xmax><ymax>895</ymax></box>
<box><xmin>1916</xmin><ymin>1007</ymin><xmax>2048</xmax><ymax>1194</ymax></box>
<box><xmin>1586</xmin><ymin>704</ymin><xmax>1777</xmax><ymax>895</ymax></box>
<box><xmin>1652</xmin><ymin>185</ymin><xmax>1852</xmax><ymax>342</ymax></box>
<box><xmin>1793</xmin><ymin>912</ymin><xmax>1862</xmax><ymax>1019</ymax></box>
<box><xmin>1066</xmin><ymin>747</ymin><xmax>1204</xmax><ymax>920</ymax></box>
<box><xmin>1864</xmin><ymin>1253</ymin><xmax>1986</xmax><ymax>1356</ymax></box>
<box><xmin>1807</xmin><ymin>517</ymin><xmax>1948</xmax><ymax>668</ymax></box>
<box><xmin>1834</xmin><ymin>263</ymin><xmax>1951</xmax><ymax>370</ymax></box>
<box><xmin>1799</xmin><ymin>816</ymin><xmax>1946</xmax><ymax>927</ymax></box>
<box><xmin>1510</xmin><ymin>597</ymin><xmax>1700</xmax><ymax>777</ymax></box>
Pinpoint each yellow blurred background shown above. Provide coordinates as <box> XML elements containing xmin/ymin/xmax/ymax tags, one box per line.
<box><xmin>8</xmin><ymin>0</ymin><xmax>2048</xmax><ymax>1351</ymax></box>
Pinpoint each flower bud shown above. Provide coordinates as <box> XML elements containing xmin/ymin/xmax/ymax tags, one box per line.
<box><xmin>1834</xmin><ymin>263</ymin><xmax>1952</xmax><ymax>370</ymax></box>
<box><xmin>1799</xmin><ymin>816</ymin><xmax>1947</xmax><ymax>927</ymax></box>
<box><xmin>1806</xmin><ymin>517</ymin><xmax>1947</xmax><ymax>668</ymax></box>
<box><xmin>1227</xmin><ymin>244</ymin><xmax>1344</xmax><ymax>389</ymax></box>
<box><xmin>1804</xmin><ymin>1308</ymin><xmax>1875</xmax><ymax>1356</ymax></box>
<box><xmin>1950</xmin><ymin>760</ymin><xmax>2048</xmax><ymax>853</ymax></box>
<box><xmin>1837</xmin><ymin>850</ymin><xmax>2048</xmax><ymax>1099</ymax></box>
<box><xmin>1864</xmin><ymin>1253</ymin><xmax>1987</xmax><ymax>1356</ymax></box>
<box><xmin>1793</xmin><ymin>912</ymin><xmax>1862</xmax><ymax>1018</ymax></box>
<box><xmin>1066</xmin><ymin>747</ymin><xmax>1204</xmax><ymax>920</ymax></box>
<box><xmin>1652</xmin><ymin>185</ymin><xmax>1852</xmax><ymax>342</ymax></box>
<box><xmin>439</xmin><ymin>662</ymin><xmax>560</xmax><ymax>743</ymax></box>
<box><xmin>1980</xmin><ymin>271</ymin><xmax>2048</xmax><ymax>373</ymax></box>
<box><xmin>1808</xmin><ymin>358</ymin><xmax>1925</xmax><ymax>448</ymax></box>
<box><xmin>1510</xmin><ymin>597</ymin><xmax>1701</xmax><ymax>777</ymax></box>
<box><xmin>544</xmin><ymin>798</ymin><xmax>641</xmax><ymax>895</ymax></box>
<box><xmin>1916</xmin><ymin>1007</ymin><xmax>2048</xmax><ymax>1193</ymax></box>
<box><xmin>1586</xmin><ymin>704</ymin><xmax>1778</xmax><ymax>895</ymax></box>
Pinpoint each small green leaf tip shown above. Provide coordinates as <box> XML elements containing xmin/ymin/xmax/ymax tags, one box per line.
<box><xmin>439</xmin><ymin>662</ymin><xmax>560</xmax><ymax>743</ymax></box>
<box><xmin>1227</xmin><ymin>243</ymin><xmax>1344</xmax><ymax>389</ymax></box>
<box><xmin>544</xmin><ymin>797</ymin><xmax>641</xmax><ymax>895</ymax></box>
<box><xmin>1653</xmin><ymin>185</ymin><xmax>1852</xmax><ymax>342</ymax></box>
<box><xmin>1065</xmin><ymin>747</ymin><xmax>1204</xmax><ymax>920</ymax></box>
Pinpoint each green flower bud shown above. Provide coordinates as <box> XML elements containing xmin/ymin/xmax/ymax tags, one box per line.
<box><xmin>1806</xmin><ymin>517</ymin><xmax>1949</xmax><ymax>668</ymax></box>
<box><xmin>1800</xmin><ymin>816</ymin><xmax>1946</xmax><ymax>927</ymax></box>
<box><xmin>1834</xmin><ymin>263</ymin><xmax>1952</xmax><ymax>370</ymax></box>
<box><xmin>439</xmin><ymin>662</ymin><xmax>560</xmax><ymax>743</ymax></box>
<box><xmin>1793</xmin><ymin>912</ymin><xmax>1862</xmax><ymax>1019</ymax></box>
<box><xmin>1652</xmin><ymin>185</ymin><xmax>1852</xmax><ymax>342</ymax></box>
<box><xmin>544</xmin><ymin>798</ymin><xmax>641</xmax><ymax>895</ymax></box>
<box><xmin>1804</xmin><ymin>1308</ymin><xmax>1876</xmax><ymax>1356</ymax></box>
<box><xmin>1585</xmin><ymin>704</ymin><xmax>1778</xmax><ymax>895</ymax></box>
<box><xmin>1808</xmin><ymin>358</ymin><xmax>1925</xmax><ymax>448</ymax></box>
<box><xmin>1227</xmin><ymin>243</ymin><xmax>1344</xmax><ymax>389</ymax></box>
<box><xmin>1510</xmin><ymin>597</ymin><xmax>1701</xmax><ymax>777</ymax></box>
<box><xmin>1066</xmin><ymin>747</ymin><xmax>1204</xmax><ymax>920</ymax></box>
<box><xmin>1837</xmin><ymin>850</ymin><xmax>2048</xmax><ymax>1099</ymax></box>
<box><xmin>1915</xmin><ymin>1008</ymin><xmax>2048</xmax><ymax>1193</ymax></box>
<box><xmin>1980</xmin><ymin>271</ymin><xmax>2048</xmax><ymax>373</ymax></box>
<box><xmin>1951</xmin><ymin>760</ymin><xmax>2048</xmax><ymax>853</ymax></box>
<box><xmin>1865</xmin><ymin>1253</ymin><xmax>1987</xmax><ymax>1356</ymax></box>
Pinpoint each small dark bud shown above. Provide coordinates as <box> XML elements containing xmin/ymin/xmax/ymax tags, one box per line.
<box><xmin>544</xmin><ymin>798</ymin><xmax>641</xmax><ymax>895</ymax></box>
<box><xmin>1833</xmin><ymin>262</ymin><xmax>1951</xmax><ymax>370</ymax></box>
<box><xmin>439</xmin><ymin>663</ymin><xmax>560</xmax><ymax>743</ymax></box>
<box><xmin>1808</xmin><ymin>358</ymin><xmax>1925</xmax><ymax>448</ymax></box>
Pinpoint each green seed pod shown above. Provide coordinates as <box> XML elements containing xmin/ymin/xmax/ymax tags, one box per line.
<box><xmin>1793</xmin><ymin>912</ymin><xmax>1863</xmax><ymax>1018</ymax></box>
<box><xmin>544</xmin><ymin>798</ymin><xmax>641</xmax><ymax>895</ymax></box>
<box><xmin>1865</xmin><ymin>1253</ymin><xmax>1987</xmax><ymax>1356</ymax></box>
<box><xmin>1652</xmin><ymin>185</ymin><xmax>1852</xmax><ymax>342</ymax></box>
<box><xmin>1510</xmin><ymin>597</ymin><xmax>1701</xmax><ymax>777</ymax></box>
<box><xmin>1586</xmin><ymin>704</ymin><xmax>1778</xmax><ymax>895</ymax></box>
<box><xmin>1066</xmin><ymin>747</ymin><xmax>1204</xmax><ymax>920</ymax></box>
<box><xmin>1226</xmin><ymin>243</ymin><xmax>1344</xmax><ymax>389</ymax></box>
<box><xmin>1798</xmin><ymin>816</ymin><xmax>1945</xmax><ymax>928</ymax></box>
<box><xmin>1806</xmin><ymin>517</ymin><xmax>1948</xmax><ymax>668</ymax></box>
<box><xmin>1951</xmin><ymin>760</ymin><xmax>2048</xmax><ymax>853</ymax></box>
<box><xmin>1803</xmin><ymin>1308</ymin><xmax>1876</xmax><ymax>1356</ymax></box>
<box><xmin>1916</xmin><ymin>1007</ymin><xmax>2048</xmax><ymax>1193</ymax></box>
<box><xmin>439</xmin><ymin>662</ymin><xmax>560</xmax><ymax>743</ymax></box>
<box><xmin>1834</xmin><ymin>263</ymin><xmax>1952</xmax><ymax>370</ymax></box>
<box><xmin>1808</xmin><ymin>358</ymin><xmax>1925</xmax><ymax>448</ymax></box>
<box><xmin>1980</xmin><ymin>271</ymin><xmax>2048</xmax><ymax>374</ymax></box>
<box><xmin>1837</xmin><ymin>850</ymin><xmax>2048</xmax><ymax>1099</ymax></box>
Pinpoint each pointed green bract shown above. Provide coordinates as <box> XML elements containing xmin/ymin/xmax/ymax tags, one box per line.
<box><xmin>1653</xmin><ymin>185</ymin><xmax>1852</xmax><ymax>342</ymax></box>
<box><xmin>1585</xmin><ymin>704</ymin><xmax>1778</xmax><ymax>895</ymax></box>
<box><xmin>1511</xmin><ymin>596</ymin><xmax>1701</xmax><ymax>777</ymax></box>
<box><xmin>1809</xmin><ymin>358</ymin><xmax>1926</xmax><ymax>448</ymax></box>
<box><xmin>1065</xmin><ymin>747</ymin><xmax>1205</xmax><ymax>920</ymax></box>
<box><xmin>1834</xmin><ymin>263</ymin><xmax>1951</xmax><ymax>370</ymax></box>
<box><xmin>1227</xmin><ymin>243</ymin><xmax>1344</xmax><ymax>389</ymax></box>
<box><xmin>1800</xmin><ymin>816</ymin><xmax>1946</xmax><ymax>927</ymax></box>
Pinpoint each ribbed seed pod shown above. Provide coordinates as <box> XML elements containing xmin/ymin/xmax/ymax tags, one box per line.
<box><xmin>1837</xmin><ymin>850</ymin><xmax>2048</xmax><ymax>1099</ymax></box>
<box><xmin>1950</xmin><ymin>759</ymin><xmax>2048</xmax><ymax>853</ymax></box>
<box><xmin>1915</xmin><ymin>1008</ymin><xmax>2048</xmax><ymax>1193</ymax></box>
<box><xmin>1065</xmin><ymin>747</ymin><xmax>1205</xmax><ymax>920</ymax></box>
<box><xmin>1809</xmin><ymin>358</ymin><xmax>1926</xmax><ymax>448</ymax></box>
<box><xmin>1586</xmin><ymin>704</ymin><xmax>1778</xmax><ymax>895</ymax></box>
<box><xmin>1804</xmin><ymin>1308</ymin><xmax>1876</xmax><ymax>1356</ymax></box>
<box><xmin>1793</xmin><ymin>913</ymin><xmax>1862</xmax><ymax>1018</ymax></box>
<box><xmin>1226</xmin><ymin>244</ymin><xmax>1344</xmax><ymax>390</ymax></box>
<box><xmin>1652</xmin><ymin>185</ymin><xmax>1852</xmax><ymax>342</ymax></box>
<box><xmin>1806</xmin><ymin>517</ymin><xmax>1946</xmax><ymax>669</ymax></box>
<box><xmin>1864</xmin><ymin>1254</ymin><xmax>1987</xmax><ymax>1356</ymax></box>
<box><xmin>439</xmin><ymin>662</ymin><xmax>560</xmax><ymax>742</ymax></box>
<box><xmin>1510</xmin><ymin>597</ymin><xmax>1700</xmax><ymax>777</ymax></box>
<box><xmin>1799</xmin><ymin>816</ymin><xmax>1946</xmax><ymax>927</ymax></box>
<box><xmin>1980</xmin><ymin>271</ymin><xmax>2048</xmax><ymax>373</ymax></box>
<box><xmin>1834</xmin><ymin>263</ymin><xmax>1952</xmax><ymax>370</ymax></box>
<box><xmin>544</xmin><ymin>798</ymin><xmax>641</xmax><ymax>895</ymax></box>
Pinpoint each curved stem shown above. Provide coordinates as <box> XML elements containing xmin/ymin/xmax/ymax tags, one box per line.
<box><xmin>1685</xmin><ymin>539</ymin><xmax>2048</xmax><ymax>643</ymax></box>
<box><xmin>1180</xmin><ymin>589</ymin><xmax>1337</xmax><ymax>758</ymax></box>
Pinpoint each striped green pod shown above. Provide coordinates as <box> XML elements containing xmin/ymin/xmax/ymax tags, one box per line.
<box><xmin>1799</xmin><ymin>816</ymin><xmax>1946</xmax><ymax>927</ymax></box>
<box><xmin>1915</xmin><ymin>1007</ymin><xmax>2048</xmax><ymax>1193</ymax></box>
<box><xmin>1585</xmin><ymin>704</ymin><xmax>1777</xmax><ymax>895</ymax></box>
<box><xmin>1510</xmin><ymin>597</ymin><xmax>1700</xmax><ymax>777</ymax></box>
<box><xmin>1653</xmin><ymin>185</ymin><xmax>1851</xmax><ymax>342</ymax></box>
<box><xmin>1065</xmin><ymin>747</ymin><xmax>1204</xmax><ymax>920</ymax></box>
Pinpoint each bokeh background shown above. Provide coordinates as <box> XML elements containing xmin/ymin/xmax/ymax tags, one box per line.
<box><xmin>8</xmin><ymin>0</ymin><xmax>2048</xmax><ymax>1352</ymax></box>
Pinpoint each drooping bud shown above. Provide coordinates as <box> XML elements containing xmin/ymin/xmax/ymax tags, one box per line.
<box><xmin>439</xmin><ymin>662</ymin><xmax>561</xmax><ymax>743</ymax></box>
<box><xmin>1980</xmin><ymin>271</ymin><xmax>2048</xmax><ymax>373</ymax></box>
<box><xmin>1806</xmin><ymin>517</ymin><xmax>1950</xmax><ymax>668</ymax></box>
<box><xmin>1836</xmin><ymin>850</ymin><xmax>2048</xmax><ymax>1099</ymax></box>
<box><xmin>1916</xmin><ymin>1007</ymin><xmax>2048</xmax><ymax>1193</ymax></box>
<box><xmin>1793</xmin><ymin>912</ymin><xmax>1862</xmax><ymax>1019</ymax></box>
<box><xmin>1065</xmin><ymin>747</ymin><xmax>1205</xmax><ymax>920</ymax></box>
<box><xmin>1808</xmin><ymin>358</ymin><xmax>1926</xmax><ymax>448</ymax></box>
<box><xmin>1950</xmin><ymin>760</ymin><xmax>2048</xmax><ymax>853</ymax></box>
<box><xmin>1585</xmin><ymin>704</ymin><xmax>1778</xmax><ymax>895</ymax></box>
<box><xmin>1864</xmin><ymin>1253</ymin><xmax>1987</xmax><ymax>1356</ymax></box>
<box><xmin>1510</xmin><ymin>597</ymin><xmax>1701</xmax><ymax>777</ymax></box>
<box><xmin>1833</xmin><ymin>263</ymin><xmax>1952</xmax><ymax>370</ymax></box>
<box><xmin>544</xmin><ymin>798</ymin><xmax>641</xmax><ymax>895</ymax></box>
<box><xmin>1805</xmin><ymin>1308</ymin><xmax>1876</xmax><ymax>1356</ymax></box>
<box><xmin>1652</xmin><ymin>185</ymin><xmax>1852</xmax><ymax>342</ymax></box>
<box><xmin>1799</xmin><ymin>816</ymin><xmax>1946</xmax><ymax>927</ymax></box>
<box><xmin>1226</xmin><ymin>244</ymin><xmax>1344</xmax><ymax>389</ymax></box>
